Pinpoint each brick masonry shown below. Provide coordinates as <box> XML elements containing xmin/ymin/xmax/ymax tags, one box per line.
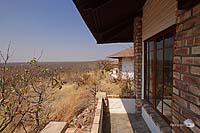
<box><xmin>134</xmin><ymin>16</ymin><xmax>143</xmax><ymax>113</ymax></box>
<box><xmin>172</xmin><ymin>3</ymin><xmax>200</xmax><ymax>133</ymax></box>
<box><xmin>118</xmin><ymin>58</ymin><xmax>122</xmax><ymax>71</ymax></box>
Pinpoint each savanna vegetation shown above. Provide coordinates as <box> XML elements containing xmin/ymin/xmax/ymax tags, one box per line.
<box><xmin>0</xmin><ymin>45</ymin><xmax>134</xmax><ymax>133</ymax></box>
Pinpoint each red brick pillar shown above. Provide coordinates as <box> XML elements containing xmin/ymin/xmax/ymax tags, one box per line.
<box><xmin>172</xmin><ymin>3</ymin><xmax>200</xmax><ymax>133</ymax></box>
<box><xmin>118</xmin><ymin>58</ymin><xmax>122</xmax><ymax>71</ymax></box>
<box><xmin>134</xmin><ymin>16</ymin><xmax>142</xmax><ymax>113</ymax></box>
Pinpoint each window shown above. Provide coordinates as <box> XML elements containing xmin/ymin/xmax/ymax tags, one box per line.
<box><xmin>144</xmin><ymin>27</ymin><xmax>175</xmax><ymax>123</ymax></box>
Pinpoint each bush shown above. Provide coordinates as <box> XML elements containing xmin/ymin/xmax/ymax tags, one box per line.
<box><xmin>0</xmin><ymin>57</ymin><xmax>61</xmax><ymax>132</ymax></box>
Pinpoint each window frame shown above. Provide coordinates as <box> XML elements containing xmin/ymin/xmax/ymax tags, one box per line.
<box><xmin>144</xmin><ymin>26</ymin><xmax>175</xmax><ymax>124</ymax></box>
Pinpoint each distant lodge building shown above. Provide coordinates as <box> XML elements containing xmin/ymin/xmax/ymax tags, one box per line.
<box><xmin>73</xmin><ymin>0</ymin><xmax>200</xmax><ymax>132</ymax></box>
<box><xmin>108</xmin><ymin>47</ymin><xmax>134</xmax><ymax>79</ymax></box>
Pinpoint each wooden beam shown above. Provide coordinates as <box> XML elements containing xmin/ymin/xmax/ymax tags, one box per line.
<box><xmin>178</xmin><ymin>0</ymin><xmax>200</xmax><ymax>9</ymax></box>
<box><xmin>95</xmin><ymin>18</ymin><xmax>133</xmax><ymax>43</ymax></box>
<box><xmin>73</xmin><ymin>0</ymin><xmax>146</xmax><ymax>43</ymax></box>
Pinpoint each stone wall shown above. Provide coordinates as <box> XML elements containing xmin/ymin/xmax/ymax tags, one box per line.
<box><xmin>172</xmin><ymin>3</ymin><xmax>200</xmax><ymax>132</ymax></box>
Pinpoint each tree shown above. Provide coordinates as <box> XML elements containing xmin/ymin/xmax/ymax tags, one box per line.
<box><xmin>97</xmin><ymin>60</ymin><xmax>113</xmax><ymax>72</ymax></box>
<box><xmin>0</xmin><ymin>44</ymin><xmax>61</xmax><ymax>132</ymax></box>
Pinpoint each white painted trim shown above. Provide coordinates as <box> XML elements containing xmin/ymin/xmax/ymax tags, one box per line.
<box><xmin>142</xmin><ymin>42</ymin><xmax>145</xmax><ymax>99</ymax></box>
<box><xmin>142</xmin><ymin>107</ymin><xmax>160</xmax><ymax>133</ymax></box>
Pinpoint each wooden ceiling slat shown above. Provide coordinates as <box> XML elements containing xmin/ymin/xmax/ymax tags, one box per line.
<box><xmin>73</xmin><ymin>0</ymin><xmax>200</xmax><ymax>44</ymax></box>
<box><xmin>73</xmin><ymin>0</ymin><xmax>146</xmax><ymax>43</ymax></box>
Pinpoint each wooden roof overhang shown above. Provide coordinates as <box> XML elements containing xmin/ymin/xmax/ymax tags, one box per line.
<box><xmin>73</xmin><ymin>0</ymin><xmax>200</xmax><ymax>44</ymax></box>
<box><xmin>73</xmin><ymin>0</ymin><xmax>146</xmax><ymax>44</ymax></box>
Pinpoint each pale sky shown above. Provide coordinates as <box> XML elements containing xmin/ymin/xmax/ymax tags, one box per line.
<box><xmin>0</xmin><ymin>0</ymin><xmax>132</xmax><ymax>62</ymax></box>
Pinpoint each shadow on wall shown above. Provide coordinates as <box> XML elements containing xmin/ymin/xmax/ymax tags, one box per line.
<box><xmin>102</xmin><ymin>98</ymin><xmax>111</xmax><ymax>133</ymax></box>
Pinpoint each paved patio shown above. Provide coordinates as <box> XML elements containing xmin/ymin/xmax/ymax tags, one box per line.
<box><xmin>103</xmin><ymin>98</ymin><xmax>150</xmax><ymax>133</ymax></box>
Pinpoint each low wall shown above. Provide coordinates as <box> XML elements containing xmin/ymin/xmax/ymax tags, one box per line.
<box><xmin>91</xmin><ymin>92</ymin><xmax>106</xmax><ymax>133</ymax></box>
<box><xmin>91</xmin><ymin>99</ymin><xmax>103</xmax><ymax>133</ymax></box>
<box><xmin>41</xmin><ymin>92</ymin><xmax>106</xmax><ymax>133</ymax></box>
<box><xmin>41</xmin><ymin>122</ymin><xmax>68</xmax><ymax>133</ymax></box>
<box><xmin>107</xmin><ymin>95</ymin><xmax>135</xmax><ymax>99</ymax></box>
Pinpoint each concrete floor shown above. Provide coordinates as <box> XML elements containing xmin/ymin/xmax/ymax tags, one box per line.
<box><xmin>109</xmin><ymin>98</ymin><xmax>135</xmax><ymax>114</ymax></box>
<box><xmin>103</xmin><ymin>98</ymin><xmax>150</xmax><ymax>133</ymax></box>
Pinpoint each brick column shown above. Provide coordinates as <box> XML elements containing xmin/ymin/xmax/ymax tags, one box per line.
<box><xmin>134</xmin><ymin>16</ymin><xmax>142</xmax><ymax>113</ymax></box>
<box><xmin>172</xmin><ymin>3</ymin><xmax>200</xmax><ymax>133</ymax></box>
<box><xmin>118</xmin><ymin>58</ymin><xmax>122</xmax><ymax>71</ymax></box>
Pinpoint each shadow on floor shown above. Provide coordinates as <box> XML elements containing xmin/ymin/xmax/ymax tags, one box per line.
<box><xmin>102</xmin><ymin>98</ymin><xmax>111</xmax><ymax>133</ymax></box>
<box><xmin>102</xmin><ymin>98</ymin><xmax>150</xmax><ymax>133</ymax></box>
<box><xmin>121</xmin><ymin>99</ymin><xmax>150</xmax><ymax>133</ymax></box>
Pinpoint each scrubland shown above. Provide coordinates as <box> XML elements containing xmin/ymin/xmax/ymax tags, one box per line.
<box><xmin>0</xmin><ymin>58</ymin><xmax>133</xmax><ymax>132</ymax></box>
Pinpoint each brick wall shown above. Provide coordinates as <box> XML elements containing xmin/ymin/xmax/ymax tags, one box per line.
<box><xmin>172</xmin><ymin>3</ymin><xmax>200</xmax><ymax>133</ymax></box>
<box><xmin>134</xmin><ymin>16</ymin><xmax>143</xmax><ymax>113</ymax></box>
<box><xmin>118</xmin><ymin>58</ymin><xmax>122</xmax><ymax>71</ymax></box>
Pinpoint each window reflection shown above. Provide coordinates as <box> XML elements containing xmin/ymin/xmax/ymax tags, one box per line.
<box><xmin>145</xmin><ymin>29</ymin><xmax>174</xmax><ymax>123</ymax></box>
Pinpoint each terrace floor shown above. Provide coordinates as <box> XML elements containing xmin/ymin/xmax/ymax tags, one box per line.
<box><xmin>103</xmin><ymin>98</ymin><xmax>150</xmax><ymax>133</ymax></box>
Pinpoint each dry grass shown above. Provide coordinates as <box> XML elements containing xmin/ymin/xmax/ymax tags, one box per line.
<box><xmin>42</xmin><ymin>70</ymin><xmax>129</xmax><ymax>129</ymax></box>
<box><xmin>41</xmin><ymin>70</ymin><xmax>132</xmax><ymax>128</ymax></box>
<box><xmin>100</xmin><ymin>81</ymin><xmax>122</xmax><ymax>95</ymax></box>
<box><xmin>50</xmin><ymin>84</ymin><xmax>90</xmax><ymax>123</ymax></box>
<box><xmin>100</xmin><ymin>74</ymin><xmax>134</xmax><ymax>96</ymax></box>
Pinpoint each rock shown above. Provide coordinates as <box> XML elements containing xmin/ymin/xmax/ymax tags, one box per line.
<box><xmin>68</xmin><ymin>104</ymin><xmax>95</xmax><ymax>131</ymax></box>
<box><xmin>81</xmin><ymin>126</ymin><xmax>86</xmax><ymax>129</ymax></box>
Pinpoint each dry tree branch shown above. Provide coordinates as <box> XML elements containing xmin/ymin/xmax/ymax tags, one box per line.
<box><xmin>0</xmin><ymin>42</ymin><xmax>11</xmax><ymax>105</ymax></box>
<box><xmin>0</xmin><ymin>41</ymin><xmax>11</xmax><ymax>63</ymax></box>
<box><xmin>37</xmin><ymin>49</ymin><xmax>43</xmax><ymax>62</ymax></box>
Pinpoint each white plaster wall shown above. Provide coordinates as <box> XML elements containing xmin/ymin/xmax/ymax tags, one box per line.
<box><xmin>121</xmin><ymin>57</ymin><xmax>134</xmax><ymax>79</ymax></box>
<box><xmin>121</xmin><ymin>57</ymin><xmax>134</xmax><ymax>73</ymax></box>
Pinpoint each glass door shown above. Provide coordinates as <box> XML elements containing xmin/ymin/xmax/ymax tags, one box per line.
<box><xmin>144</xmin><ymin>26</ymin><xmax>175</xmax><ymax>123</ymax></box>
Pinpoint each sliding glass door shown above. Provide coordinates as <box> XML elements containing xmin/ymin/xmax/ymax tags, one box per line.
<box><xmin>144</xmin><ymin>27</ymin><xmax>175</xmax><ymax>123</ymax></box>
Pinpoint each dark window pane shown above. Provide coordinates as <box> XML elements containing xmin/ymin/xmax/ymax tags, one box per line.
<box><xmin>164</xmin><ymin>48</ymin><xmax>172</xmax><ymax>67</ymax></box>
<box><xmin>164</xmin><ymin>67</ymin><xmax>172</xmax><ymax>109</ymax></box>
<box><xmin>145</xmin><ymin>80</ymin><xmax>148</xmax><ymax>99</ymax></box>
<box><xmin>157</xmin><ymin>37</ymin><xmax>163</xmax><ymax>50</ymax></box>
<box><xmin>164</xmin><ymin>68</ymin><xmax>172</xmax><ymax>87</ymax></box>
<box><xmin>149</xmin><ymin>52</ymin><xmax>154</xmax><ymax>94</ymax></box>
<box><xmin>164</xmin><ymin>85</ymin><xmax>172</xmax><ymax>101</ymax></box>
<box><xmin>150</xmin><ymin>52</ymin><xmax>154</xmax><ymax>66</ymax></box>
<box><xmin>157</xmin><ymin>50</ymin><xmax>163</xmax><ymax>66</ymax></box>
<box><xmin>149</xmin><ymin>41</ymin><xmax>154</xmax><ymax>51</ymax></box>
<box><xmin>149</xmin><ymin>92</ymin><xmax>154</xmax><ymax>104</ymax></box>
<box><xmin>145</xmin><ymin>44</ymin><xmax>149</xmax><ymax>99</ymax></box>
<box><xmin>164</xmin><ymin>32</ymin><xmax>173</xmax><ymax>48</ymax></box>
<box><xmin>156</xmin><ymin>66</ymin><xmax>163</xmax><ymax>112</ymax></box>
<box><xmin>156</xmin><ymin>37</ymin><xmax>163</xmax><ymax>113</ymax></box>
